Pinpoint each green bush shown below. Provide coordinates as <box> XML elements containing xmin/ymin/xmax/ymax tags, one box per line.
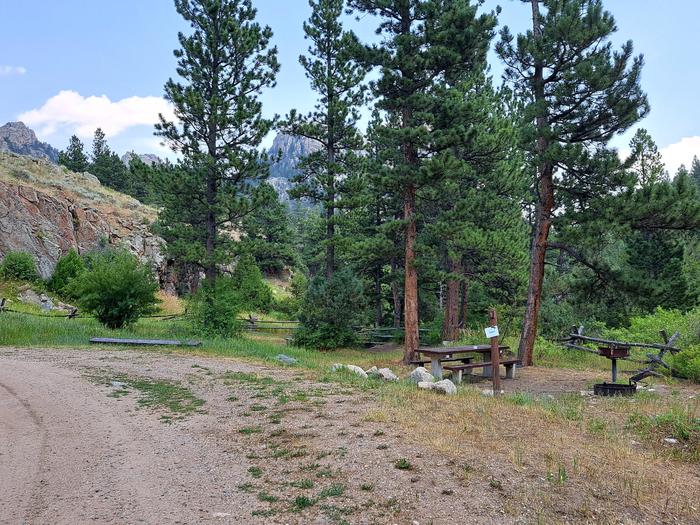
<box><xmin>272</xmin><ymin>295</ymin><xmax>300</xmax><ymax>318</ymax></box>
<box><xmin>294</xmin><ymin>268</ymin><xmax>367</xmax><ymax>349</ymax></box>
<box><xmin>603</xmin><ymin>307</ymin><xmax>691</xmax><ymax>344</ymax></box>
<box><xmin>189</xmin><ymin>278</ymin><xmax>242</xmax><ymax>337</ymax></box>
<box><xmin>670</xmin><ymin>346</ymin><xmax>700</xmax><ymax>382</ymax></box>
<box><xmin>0</xmin><ymin>251</ymin><xmax>39</xmax><ymax>281</ymax></box>
<box><xmin>48</xmin><ymin>249</ymin><xmax>84</xmax><ymax>297</ymax></box>
<box><xmin>68</xmin><ymin>250</ymin><xmax>158</xmax><ymax>329</ymax></box>
<box><xmin>232</xmin><ymin>253</ymin><xmax>273</xmax><ymax>312</ymax></box>
<box><xmin>271</xmin><ymin>273</ymin><xmax>307</xmax><ymax>318</ymax></box>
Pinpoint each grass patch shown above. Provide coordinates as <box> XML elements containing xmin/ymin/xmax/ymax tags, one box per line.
<box><xmin>394</xmin><ymin>458</ymin><xmax>412</xmax><ymax>470</ymax></box>
<box><xmin>290</xmin><ymin>478</ymin><xmax>314</xmax><ymax>489</ymax></box>
<box><xmin>248</xmin><ymin>466</ymin><xmax>263</xmax><ymax>478</ymax></box>
<box><xmin>239</xmin><ymin>426</ymin><xmax>263</xmax><ymax>435</ymax></box>
<box><xmin>96</xmin><ymin>374</ymin><xmax>204</xmax><ymax>416</ymax></box>
<box><xmin>237</xmin><ymin>482</ymin><xmax>255</xmax><ymax>493</ymax></box>
<box><xmin>293</xmin><ymin>495</ymin><xmax>315</xmax><ymax>511</ymax></box>
<box><xmin>318</xmin><ymin>484</ymin><xmax>345</xmax><ymax>499</ymax></box>
<box><xmin>626</xmin><ymin>407</ymin><xmax>700</xmax><ymax>460</ymax></box>
<box><xmin>257</xmin><ymin>491</ymin><xmax>278</xmax><ymax>503</ymax></box>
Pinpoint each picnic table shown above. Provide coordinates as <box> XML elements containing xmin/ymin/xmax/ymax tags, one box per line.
<box><xmin>413</xmin><ymin>345</ymin><xmax>518</xmax><ymax>383</ymax></box>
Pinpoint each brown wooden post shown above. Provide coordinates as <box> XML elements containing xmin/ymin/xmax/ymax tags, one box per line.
<box><xmin>489</xmin><ymin>308</ymin><xmax>501</xmax><ymax>396</ymax></box>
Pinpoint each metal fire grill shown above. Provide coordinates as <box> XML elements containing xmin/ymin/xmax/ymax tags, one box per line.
<box><xmin>562</xmin><ymin>327</ymin><xmax>683</xmax><ymax>396</ymax></box>
<box><xmin>593</xmin><ymin>382</ymin><xmax>637</xmax><ymax>396</ymax></box>
<box><xmin>597</xmin><ymin>345</ymin><xmax>630</xmax><ymax>383</ymax></box>
<box><xmin>593</xmin><ymin>345</ymin><xmax>634</xmax><ymax>396</ymax></box>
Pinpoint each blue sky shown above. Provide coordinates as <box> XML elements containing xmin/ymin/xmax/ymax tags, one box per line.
<box><xmin>1</xmin><ymin>0</ymin><xmax>698</xmax><ymax>172</ymax></box>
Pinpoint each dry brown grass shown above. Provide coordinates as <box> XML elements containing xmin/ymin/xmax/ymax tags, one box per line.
<box><xmin>371</xmin><ymin>375</ymin><xmax>700</xmax><ymax>524</ymax></box>
<box><xmin>156</xmin><ymin>291</ymin><xmax>184</xmax><ymax>315</ymax></box>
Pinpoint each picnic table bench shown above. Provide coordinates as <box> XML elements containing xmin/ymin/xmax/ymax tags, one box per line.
<box><xmin>414</xmin><ymin>345</ymin><xmax>519</xmax><ymax>383</ymax></box>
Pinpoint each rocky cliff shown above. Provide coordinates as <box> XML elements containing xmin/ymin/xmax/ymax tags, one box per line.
<box><xmin>268</xmin><ymin>133</ymin><xmax>322</xmax><ymax>200</ymax></box>
<box><xmin>0</xmin><ymin>151</ymin><xmax>166</xmax><ymax>282</ymax></box>
<box><xmin>0</xmin><ymin>122</ymin><xmax>59</xmax><ymax>163</ymax></box>
<box><xmin>121</xmin><ymin>151</ymin><xmax>163</xmax><ymax>166</ymax></box>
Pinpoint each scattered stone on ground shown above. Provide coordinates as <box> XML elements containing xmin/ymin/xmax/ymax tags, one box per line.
<box><xmin>416</xmin><ymin>380</ymin><xmax>457</xmax><ymax>395</ymax></box>
<box><xmin>480</xmin><ymin>389</ymin><xmax>505</xmax><ymax>397</ymax></box>
<box><xmin>331</xmin><ymin>363</ymin><xmax>369</xmax><ymax>378</ymax></box>
<box><xmin>274</xmin><ymin>354</ymin><xmax>298</xmax><ymax>365</ymax></box>
<box><xmin>366</xmin><ymin>366</ymin><xmax>399</xmax><ymax>381</ymax></box>
<box><xmin>377</xmin><ymin>367</ymin><xmax>399</xmax><ymax>381</ymax></box>
<box><xmin>408</xmin><ymin>366</ymin><xmax>434</xmax><ymax>384</ymax></box>
<box><xmin>432</xmin><ymin>379</ymin><xmax>457</xmax><ymax>395</ymax></box>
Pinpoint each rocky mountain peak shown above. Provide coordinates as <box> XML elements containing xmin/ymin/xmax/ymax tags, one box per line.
<box><xmin>0</xmin><ymin>121</ymin><xmax>59</xmax><ymax>163</ymax></box>
<box><xmin>267</xmin><ymin>133</ymin><xmax>322</xmax><ymax>201</ymax></box>
<box><xmin>121</xmin><ymin>151</ymin><xmax>163</xmax><ymax>167</ymax></box>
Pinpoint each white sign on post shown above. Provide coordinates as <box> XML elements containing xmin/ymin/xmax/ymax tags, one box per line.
<box><xmin>484</xmin><ymin>326</ymin><xmax>500</xmax><ymax>339</ymax></box>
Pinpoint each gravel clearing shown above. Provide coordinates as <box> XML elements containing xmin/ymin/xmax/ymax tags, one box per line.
<box><xmin>0</xmin><ymin>347</ymin><xmax>506</xmax><ymax>525</ymax></box>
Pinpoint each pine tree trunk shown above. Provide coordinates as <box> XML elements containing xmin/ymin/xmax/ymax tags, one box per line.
<box><xmin>403</xmin><ymin>183</ymin><xmax>419</xmax><ymax>364</ymax></box>
<box><xmin>442</xmin><ymin>257</ymin><xmax>461</xmax><ymax>341</ymax></box>
<box><xmin>325</xmin><ymin>42</ymin><xmax>336</xmax><ymax>281</ymax></box>
<box><xmin>518</xmin><ymin>167</ymin><xmax>553</xmax><ymax>366</ymax></box>
<box><xmin>518</xmin><ymin>0</ymin><xmax>551</xmax><ymax>366</ymax></box>
<box><xmin>325</xmin><ymin>191</ymin><xmax>335</xmax><ymax>280</ymax></box>
<box><xmin>459</xmin><ymin>271</ymin><xmax>470</xmax><ymax>328</ymax></box>
<box><xmin>205</xmin><ymin>172</ymin><xmax>217</xmax><ymax>283</ymax></box>
<box><xmin>391</xmin><ymin>256</ymin><xmax>401</xmax><ymax>328</ymax></box>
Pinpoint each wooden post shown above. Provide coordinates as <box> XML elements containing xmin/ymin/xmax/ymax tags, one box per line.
<box><xmin>489</xmin><ymin>308</ymin><xmax>501</xmax><ymax>396</ymax></box>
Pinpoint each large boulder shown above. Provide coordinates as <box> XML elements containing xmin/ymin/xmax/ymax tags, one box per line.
<box><xmin>417</xmin><ymin>379</ymin><xmax>457</xmax><ymax>395</ymax></box>
<box><xmin>408</xmin><ymin>367</ymin><xmax>434</xmax><ymax>384</ymax></box>
<box><xmin>433</xmin><ymin>379</ymin><xmax>457</xmax><ymax>395</ymax></box>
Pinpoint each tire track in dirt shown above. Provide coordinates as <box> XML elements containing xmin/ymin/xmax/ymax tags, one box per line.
<box><xmin>0</xmin><ymin>380</ymin><xmax>48</xmax><ymax>524</ymax></box>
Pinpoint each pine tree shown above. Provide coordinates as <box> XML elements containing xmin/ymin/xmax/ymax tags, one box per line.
<box><xmin>58</xmin><ymin>135</ymin><xmax>89</xmax><ymax>173</ymax></box>
<box><xmin>349</xmin><ymin>0</ymin><xmax>497</xmax><ymax>363</ymax></box>
<box><xmin>89</xmin><ymin>128</ymin><xmax>129</xmax><ymax>190</ymax></box>
<box><xmin>689</xmin><ymin>156</ymin><xmax>700</xmax><ymax>188</ymax></box>
<box><xmin>423</xmin><ymin>82</ymin><xmax>529</xmax><ymax>340</ymax></box>
<box><xmin>240</xmin><ymin>183</ymin><xmax>298</xmax><ymax>274</ymax></box>
<box><xmin>628</xmin><ymin>128</ymin><xmax>666</xmax><ymax>186</ymax></box>
<box><xmin>282</xmin><ymin>0</ymin><xmax>367</xmax><ymax>280</ymax></box>
<box><xmin>497</xmin><ymin>0</ymin><xmax>649</xmax><ymax>365</ymax></box>
<box><xmin>155</xmin><ymin>0</ymin><xmax>279</xmax><ymax>287</ymax></box>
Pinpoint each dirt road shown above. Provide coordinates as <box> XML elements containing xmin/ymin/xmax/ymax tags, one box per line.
<box><xmin>0</xmin><ymin>347</ymin><xmax>501</xmax><ymax>525</ymax></box>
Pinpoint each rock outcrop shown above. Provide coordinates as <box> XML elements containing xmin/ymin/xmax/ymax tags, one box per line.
<box><xmin>0</xmin><ymin>151</ymin><xmax>165</xmax><ymax>280</ymax></box>
<box><xmin>267</xmin><ymin>133</ymin><xmax>322</xmax><ymax>201</ymax></box>
<box><xmin>0</xmin><ymin>122</ymin><xmax>59</xmax><ymax>163</ymax></box>
<box><xmin>121</xmin><ymin>151</ymin><xmax>163</xmax><ymax>167</ymax></box>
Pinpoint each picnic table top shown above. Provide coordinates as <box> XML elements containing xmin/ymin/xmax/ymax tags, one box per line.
<box><xmin>418</xmin><ymin>344</ymin><xmax>510</xmax><ymax>356</ymax></box>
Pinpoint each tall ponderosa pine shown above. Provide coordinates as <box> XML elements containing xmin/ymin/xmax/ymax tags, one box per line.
<box><xmin>58</xmin><ymin>135</ymin><xmax>89</xmax><ymax>173</ymax></box>
<box><xmin>282</xmin><ymin>0</ymin><xmax>367</xmax><ymax>279</ymax></box>
<box><xmin>424</xmin><ymin>83</ymin><xmax>528</xmax><ymax>340</ymax></box>
<box><xmin>350</xmin><ymin>0</ymin><xmax>497</xmax><ymax>363</ymax></box>
<box><xmin>156</xmin><ymin>0</ymin><xmax>279</xmax><ymax>286</ymax></box>
<box><xmin>497</xmin><ymin>0</ymin><xmax>649</xmax><ymax>365</ymax></box>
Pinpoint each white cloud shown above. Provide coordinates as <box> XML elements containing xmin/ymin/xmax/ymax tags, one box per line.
<box><xmin>17</xmin><ymin>90</ymin><xmax>175</xmax><ymax>140</ymax></box>
<box><xmin>661</xmin><ymin>136</ymin><xmax>700</xmax><ymax>175</ymax></box>
<box><xmin>0</xmin><ymin>65</ymin><xmax>27</xmax><ymax>76</ymax></box>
